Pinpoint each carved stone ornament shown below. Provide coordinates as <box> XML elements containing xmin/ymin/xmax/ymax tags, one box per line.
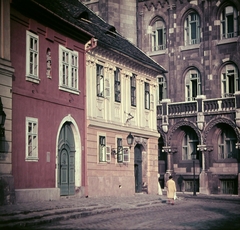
<box><xmin>134</xmin><ymin>136</ymin><xmax>148</xmax><ymax>151</ymax></box>
<box><xmin>167</xmin><ymin>120</ymin><xmax>201</xmax><ymax>146</ymax></box>
<box><xmin>203</xmin><ymin>117</ymin><xmax>240</xmax><ymax>144</ymax></box>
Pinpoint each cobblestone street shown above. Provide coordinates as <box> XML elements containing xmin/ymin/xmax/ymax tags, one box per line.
<box><xmin>30</xmin><ymin>197</ymin><xmax>240</xmax><ymax>230</ymax></box>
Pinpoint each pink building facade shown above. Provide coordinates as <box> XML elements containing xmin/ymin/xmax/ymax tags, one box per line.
<box><xmin>11</xmin><ymin>1</ymin><xmax>92</xmax><ymax>201</ymax></box>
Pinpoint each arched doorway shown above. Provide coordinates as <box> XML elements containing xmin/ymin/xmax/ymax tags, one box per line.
<box><xmin>58</xmin><ymin>122</ymin><xmax>76</xmax><ymax>196</ymax></box>
<box><xmin>134</xmin><ymin>144</ymin><xmax>142</xmax><ymax>193</ymax></box>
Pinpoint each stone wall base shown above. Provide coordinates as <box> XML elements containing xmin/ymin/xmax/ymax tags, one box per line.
<box><xmin>199</xmin><ymin>171</ymin><xmax>210</xmax><ymax>195</ymax></box>
<box><xmin>15</xmin><ymin>188</ymin><xmax>60</xmax><ymax>203</ymax></box>
<box><xmin>0</xmin><ymin>175</ymin><xmax>15</xmax><ymax>205</ymax></box>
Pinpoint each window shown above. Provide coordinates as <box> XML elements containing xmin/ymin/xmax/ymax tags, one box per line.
<box><xmin>185</xmin><ymin>180</ymin><xmax>199</xmax><ymax>192</ymax></box>
<box><xmin>221</xmin><ymin>6</ymin><xmax>238</xmax><ymax>39</ymax></box>
<box><xmin>26</xmin><ymin>117</ymin><xmax>38</xmax><ymax>161</ymax></box>
<box><xmin>185</xmin><ymin>69</ymin><xmax>201</xmax><ymax>101</ymax></box>
<box><xmin>157</xmin><ymin>76</ymin><xmax>167</xmax><ymax>103</ymax></box>
<box><xmin>117</xmin><ymin>138</ymin><xmax>130</xmax><ymax>163</ymax></box>
<box><xmin>99</xmin><ymin>136</ymin><xmax>111</xmax><ymax>162</ymax></box>
<box><xmin>59</xmin><ymin>45</ymin><xmax>79</xmax><ymax>93</ymax></box>
<box><xmin>130</xmin><ymin>74</ymin><xmax>136</xmax><ymax>107</ymax></box>
<box><xmin>182</xmin><ymin>131</ymin><xmax>198</xmax><ymax>160</ymax></box>
<box><xmin>221</xmin><ymin>180</ymin><xmax>237</xmax><ymax>194</ymax></box>
<box><xmin>145</xmin><ymin>82</ymin><xmax>150</xmax><ymax>110</ymax></box>
<box><xmin>151</xmin><ymin>20</ymin><xmax>166</xmax><ymax>51</ymax></box>
<box><xmin>221</xmin><ymin>64</ymin><xmax>239</xmax><ymax>98</ymax></box>
<box><xmin>114</xmin><ymin>68</ymin><xmax>121</xmax><ymax>102</ymax></box>
<box><xmin>117</xmin><ymin>138</ymin><xmax>123</xmax><ymax>163</ymax></box>
<box><xmin>97</xmin><ymin>64</ymin><xmax>104</xmax><ymax>97</ymax></box>
<box><xmin>26</xmin><ymin>31</ymin><xmax>39</xmax><ymax>83</ymax></box>
<box><xmin>218</xmin><ymin>129</ymin><xmax>237</xmax><ymax>159</ymax></box>
<box><xmin>184</xmin><ymin>12</ymin><xmax>200</xmax><ymax>46</ymax></box>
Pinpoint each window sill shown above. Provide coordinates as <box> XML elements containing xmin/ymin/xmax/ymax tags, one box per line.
<box><xmin>148</xmin><ymin>49</ymin><xmax>167</xmax><ymax>56</ymax></box>
<box><xmin>26</xmin><ymin>76</ymin><xmax>40</xmax><ymax>84</ymax></box>
<box><xmin>25</xmin><ymin>157</ymin><xmax>39</xmax><ymax>162</ymax></box>
<box><xmin>59</xmin><ymin>86</ymin><xmax>80</xmax><ymax>95</ymax></box>
<box><xmin>98</xmin><ymin>161</ymin><xmax>110</xmax><ymax>164</ymax></box>
<box><xmin>215</xmin><ymin>158</ymin><xmax>238</xmax><ymax>163</ymax></box>
<box><xmin>180</xmin><ymin>43</ymin><xmax>201</xmax><ymax>51</ymax></box>
<box><xmin>217</xmin><ymin>37</ymin><xmax>239</xmax><ymax>45</ymax></box>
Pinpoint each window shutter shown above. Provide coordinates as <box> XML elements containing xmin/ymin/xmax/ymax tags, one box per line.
<box><xmin>106</xmin><ymin>146</ymin><xmax>111</xmax><ymax>162</ymax></box>
<box><xmin>123</xmin><ymin>147</ymin><xmax>130</xmax><ymax>163</ymax></box>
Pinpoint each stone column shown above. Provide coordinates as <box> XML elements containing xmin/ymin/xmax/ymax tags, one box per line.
<box><xmin>198</xmin><ymin>145</ymin><xmax>213</xmax><ymax>195</ymax></box>
<box><xmin>162</xmin><ymin>146</ymin><xmax>173</xmax><ymax>174</ymax></box>
<box><xmin>0</xmin><ymin>0</ymin><xmax>15</xmax><ymax>205</ymax></box>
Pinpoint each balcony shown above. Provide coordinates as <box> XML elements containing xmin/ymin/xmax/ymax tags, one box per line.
<box><xmin>157</xmin><ymin>96</ymin><xmax>237</xmax><ymax>118</ymax></box>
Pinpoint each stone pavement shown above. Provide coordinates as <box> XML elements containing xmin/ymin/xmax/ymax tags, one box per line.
<box><xmin>0</xmin><ymin>192</ymin><xmax>239</xmax><ymax>229</ymax></box>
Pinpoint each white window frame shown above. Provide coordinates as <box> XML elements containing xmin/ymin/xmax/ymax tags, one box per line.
<box><xmin>218</xmin><ymin>129</ymin><xmax>237</xmax><ymax>159</ymax></box>
<box><xmin>145</xmin><ymin>82</ymin><xmax>150</xmax><ymax>110</ymax></box>
<box><xmin>221</xmin><ymin>64</ymin><xmax>239</xmax><ymax>98</ymax></box>
<box><xmin>185</xmin><ymin>69</ymin><xmax>201</xmax><ymax>101</ymax></box>
<box><xmin>151</xmin><ymin>20</ymin><xmax>166</xmax><ymax>51</ymax></box>
<box><xmin>131</xmin><ymin>74</ymin><xmax>136</xmax><ymax>107</ymax></box>
<box><xmin>220</xmin><ymin>6</ymin><xmax>238</xmax><ymax>39</ymax></box>
<box><xmin>123</xmin><ymin>147</ymin><xmax>130</xmax><ymax>163</ymax></box>
<box><xmin>157</xmin><ymin>75</ymin><xmax>167</xmax><ymax>104</ymax></box>
<box><xmin>96</xmin><ymin>64</ymin><xmax>104</xmax><ymax>97</ymax></box>
<box><xmin>25</xmin><ymin>117</ymin><xmax>38</xmax><ymax>161</ymax></box>
<box><xmin>182</xmin><ymin>132</ymin><xmax>198</xmax><ymax>160</ymax></box>
<box><xmin>116</xmin><ymin>138</ymin><xmax>130</xmax><ymax>163</ymax></box>
<box><xmin>26</xmin><ymin>31</ymin><xmax>39</xmax><ymax>83</ymax></box>
<box><xmin>59</xmin><ymin>45</ymin><xmax>79</xmax><ymax>94</ymax></box>
<box><xmin>184</xmin><ymin>12</ymin><xmax>200</xmax><ymax>46</ymax></box>
<box><xmin>98</xmin><ymin>135</ymin><xmax>111</xmax><ymax>163</ymax></box>
<box><xmin>114</xmin><ymin>68</ymin><xmax>121</xmax><ymax>102</ymax></box>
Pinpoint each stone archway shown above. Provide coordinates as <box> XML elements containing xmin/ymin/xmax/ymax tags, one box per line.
<box><xmin>55</xmin><ymin>115</ymin><xmax>82</xmax><ymax>195</ymax></box>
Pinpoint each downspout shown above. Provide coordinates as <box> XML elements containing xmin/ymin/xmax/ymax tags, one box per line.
<box><xmin>83</xmin><ymin>37</ymin><xmax>97</xmax><ymax>197</ymax></box>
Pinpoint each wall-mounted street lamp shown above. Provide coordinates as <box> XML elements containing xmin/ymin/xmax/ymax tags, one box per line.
<box><xmin>126</xmin><ymin>132</ymin><xmax>134</xmax><ymax>149</ymax></box>
<box><xmin>191</xmin><ymin>150</ymin><xmax>197</xmax><ymax>196</ymax></box>
<box><xmin>0</xmin><ymin>98</ymin><xmax>6</xmax><ymax>137</ymax></box>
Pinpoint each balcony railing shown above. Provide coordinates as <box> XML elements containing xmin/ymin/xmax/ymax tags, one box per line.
<box><xmin>204</xmin><ymin>97</ymin><xmax>235</xmax><ymax>112</ymax></box>
<box><xmin>168</xmin><ymin>101</ymin><xmax>197</xmax><ymax>115</ymax></box>
<box><xmin>158</xmin><ymin>97</ymin><xmax>236</xmax><ymax>117</ymax></box>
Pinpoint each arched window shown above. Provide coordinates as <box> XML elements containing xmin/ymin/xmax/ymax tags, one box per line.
<box><xmin>220</xmin><ymin>5</ymin><xmax>238</xmax><ymax>39</ymax></box>
<box><xmin>185</xmin><ymin>69</ymin><xmax>201</xmax><ymax>101</ymax></box>
<box><xmin>221</xmin><ymin>64</ymin><xmax>239</xmax><ymax>98</ymax></box>
<box><xmin>151</xmin><ymin>20</ymin><xmax>166</xmax><ymax>51</ymax></box>
<box><xmin>218</xmin><ymin>128</ymin><xmax>237</xmax><ymax>159</ymax></box>
<box><xmin>182</xmin><ymin>131</ymin><xmax>198</xmax><ymax>160</ymax></box>
<box><xmin>157</xmin><ymin>75</ymin><xmax>167</xmax><ymax>103</ymax></box>
<box><xmin>184</xmin><ymin>12</ymin><xmax>200</xmax><ymax>46</ymax></box>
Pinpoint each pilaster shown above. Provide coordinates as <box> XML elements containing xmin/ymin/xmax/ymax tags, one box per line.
<box><xmin>0</xmin><ymin>0</ymin><xmax>15</xmax><ymax>205</ymax></box>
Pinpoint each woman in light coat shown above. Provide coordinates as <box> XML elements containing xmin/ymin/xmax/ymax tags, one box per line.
<box><xmin>166</xmin><ymin>175</ymin><xmax>176</xmax><ymax>205</ymax></box>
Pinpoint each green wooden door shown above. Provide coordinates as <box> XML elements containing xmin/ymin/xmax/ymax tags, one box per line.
<box><xmin>134</xmin><ymin>145</ymin><xmax>142</xmax><ymax>193</ymax></box>
<box><xmin>58</xmin><ymin>123</ymin><xmax>75</xmax><ymax>196</ymax></box>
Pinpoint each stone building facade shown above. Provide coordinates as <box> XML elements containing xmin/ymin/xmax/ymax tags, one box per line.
<box><xmin>84</xmin><ymin>0</ymin><xmax>240</xmax><ymax>195</ymax></box>
<box><xmin>0</xmin><ymin>0</ymin><xmax>15</xmax><ymax>205</ymax></box>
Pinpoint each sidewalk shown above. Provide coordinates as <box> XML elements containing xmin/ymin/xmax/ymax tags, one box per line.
<box><xmin>0</xmin><ymin>192</ymin><xmax>239</xmax><ymax>229</ymax></box>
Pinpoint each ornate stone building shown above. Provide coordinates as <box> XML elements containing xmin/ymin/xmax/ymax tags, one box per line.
<box><xmin>84</xmin><ymin>0</ymin><xmax>240</xmax><ymax>195</ymax></box>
